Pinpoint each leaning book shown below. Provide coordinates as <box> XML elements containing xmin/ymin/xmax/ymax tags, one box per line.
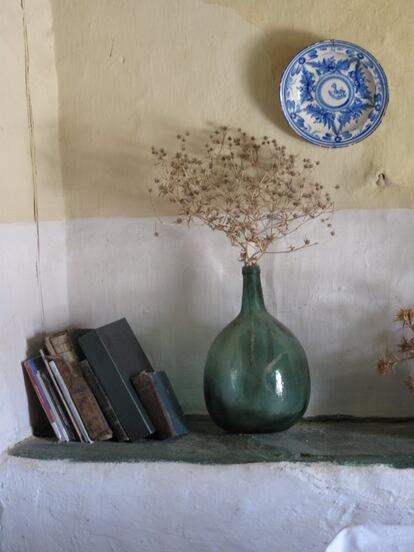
<box><xmin>22</xmin><ymin>357</ymin><xmax>76</xmax><ymax>442</ymax></box>
<box><xmin>78</xmin><ymin>319</ymin><xmax>155</xmax><ymax>441</ymax></box>
<box><xmin>131</xmin><ymin>370</ymin><xmax>188</xmax><ymax>440</ymax></box>
<box><xmin>40</xmin><ymin>350</ymin><xmax>90</xmax><ymax>443</ymax></box>
<box><xmin>80</xmin><ymin>359</ymin><xmax>129</xmax><ymax>442</ymax></box>
<box><xmin>44</xmin><ymin>331</ymin><xmax>113</xmax><ymax>442</ymax></box>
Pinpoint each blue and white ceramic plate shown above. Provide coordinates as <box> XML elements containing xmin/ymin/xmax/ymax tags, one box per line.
<box><xmin>280</xmin><ymin>40</ymin><xmax>389</xmax><ymax>148</ymax></box>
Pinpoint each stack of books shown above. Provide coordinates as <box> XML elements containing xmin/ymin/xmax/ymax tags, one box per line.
<box><xmin>23</xmin><ymin>318</ymin><xmax>188</xmax><ymax>443</ymax></box>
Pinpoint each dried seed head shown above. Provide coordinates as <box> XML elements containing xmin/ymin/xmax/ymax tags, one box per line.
<box><xmin>150</xmin><ymin>125</ymin><xmax>337</xmax><ymax>264</ymax></box>
<box><xmin>377</xmin><ymin>353</ymin><xmax>397</xmax><ymax>375</ymax></box>
<box><xmin>405</xmin><ymin>376</ymin><xmax>414</xmax><ymax>393</ymax></box>
<box><xmin>395</xmin><ymin>308</ymin><xmax>414</xmax><ymax>328</ymax></box>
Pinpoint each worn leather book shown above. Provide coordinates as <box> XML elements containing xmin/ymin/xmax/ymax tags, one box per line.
<box><xmin>131</xmin><ymin>371</ymin><xmax>188</xmax><ymax>440</ymax></box>
<box><xmin>80</xmin><ymin>359</ymin><xmax>129</xmax><ymax>442</ymax></box>
<box><xmin>45</xmin><ymin>331</ymin><xmax>113</xmax><ymax>442</ymax></box>
<box><xmin>78</xmin><ymin>319</ymin><xmax>155</xmax><ymax>441</ymax></box>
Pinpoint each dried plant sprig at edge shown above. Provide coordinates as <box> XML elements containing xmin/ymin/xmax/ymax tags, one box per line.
<box><xmin>150</xmin><ymin>126</ymin><xmax>339</xmax><ymax>265</ymax></box>
<box><xmin>378</xmin><ymin>308</ymin><xmax>414</xmax><ymax>392</ymax></box>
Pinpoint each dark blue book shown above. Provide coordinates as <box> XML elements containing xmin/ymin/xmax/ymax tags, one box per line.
<box><xmin>131</xmin><ymin>371</ymin><xmax>188</xmax><ymax>440</ymax></box>
<box><xmin>78</xmin><ymin>319</ymin><xmax>155</xmax><ymax>441</ymax></box>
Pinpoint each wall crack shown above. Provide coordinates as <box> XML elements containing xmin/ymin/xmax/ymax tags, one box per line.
<box><xmin>21</xmin><ymin>0</ymin><xmax>46</xmax><ymax>336</ymax></box>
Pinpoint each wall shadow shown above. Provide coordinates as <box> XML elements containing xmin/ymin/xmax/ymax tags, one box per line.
<box><xmin>246</xmin><ymin>29</ymin><xmax>324</xmax><ymax>136</ymax></box>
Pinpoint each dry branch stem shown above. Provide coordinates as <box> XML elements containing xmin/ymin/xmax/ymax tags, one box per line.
<box><xmin>151</xmin><ymin>126</ymin><xmax>337</xmax><ymax>265</ymax></box>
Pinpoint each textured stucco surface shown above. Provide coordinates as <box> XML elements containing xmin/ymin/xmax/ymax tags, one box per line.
<box><xmin>0</xmin><ymin>221</ymin><xmax>69</xmax><ymax>453</ymax></box>
<box><xmin>1</xmin><ymin>455</ymin><xmax>414</xmax><ymax>552</ymax></box>
<box><xmin>0</xmin><ymin>0</ymin><xmax>66</xmax><ymax>451</ymax></box>
<box><xmin>50</xmin><ymin>0</ymin><xmax>413</xmax><ymax>219</ymax></box>
<box><xmin>0</xmin><ymin>0</ymin><xmax>33</xmax><ymax>223</ymax></box>
<box><xmin>3</xmin><ymin>0</ymin><xmax>414</xmax><ymax>222</ymax></box>
<box><xmin>0</xmin><ymin>0</ymin><xmax>63</xmax><ymax>224</ymax></box>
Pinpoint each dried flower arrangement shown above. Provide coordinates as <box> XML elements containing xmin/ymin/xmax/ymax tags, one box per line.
<box><xmin>378</xmin><ymin>308</ymin><xmax>414</xmax><ymax>392</ymax></box>
<box><xmin>150</xmin><ymin>126</ymin><xmax>338</xmax><ymax>265</ymax></box>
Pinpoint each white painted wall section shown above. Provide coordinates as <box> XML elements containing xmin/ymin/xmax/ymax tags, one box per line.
<box><xmin>1</xmin><ymin>457</ymin><xmax>414</xmax><ymax>552</ymax></box>
<box><xmin>0</xmin><ymin>222</ymin><xmax>68</xmax><ymax>453</ymax></box>
<box><xmin>67</xmin><ymin>210</ymin><xmax>414</xmax><ymax>416</ymax></box>
<box><xmin>1</xmin><ymin>211</ymin><xmax>412</xmax><ymax>445</ymax></box>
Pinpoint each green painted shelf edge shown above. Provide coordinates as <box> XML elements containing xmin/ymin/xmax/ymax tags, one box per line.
<box><xmin>8</xmin><ymin>416</ymin><xmax>414</xmax><ymax>469</ymax></box>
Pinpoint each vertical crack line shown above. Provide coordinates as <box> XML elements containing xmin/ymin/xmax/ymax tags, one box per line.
<box><xmin>21</xmin><ymin>0</ymin><xmax>46</xmax><ymax>336</ymax></box>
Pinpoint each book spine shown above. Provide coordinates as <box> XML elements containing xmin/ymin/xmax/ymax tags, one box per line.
<box><xmin>80</xmin><ymin>360</ymin><xmax>129</xmax><ymax>442</ymax></box>
<box><xmin>49</xmin><ymin>359</ymin><xmax>93</xmax><ymax>443</ymax></box>
<box><xmin>45</xmin><ymin>332</ymin><xmax>113</xmax><ymax>442</ymax></box>
<box><xmin>131</xmin><ymin>371</ymin><xmax>188</xmax><ymax>440</ymax></box>
<box><xmin>152</xmin><ymin>372</ymin><xmax>188</xmax><ymax>437</ymax></box>
<box><xmin>98</xmin><ymin>336</ymin><xmax>155</xmax><ymax>436</ymax></box>
<box><xmin>23</xmin><ymin>360</ymin><xmax>65</xmax><ymax>442</ymax></box>
<box><xmin>41</xmin><ymin>350</ymin><xmax>81</xmax><ymax>442</ymax></box>
<box><xmin>41</xmin><ymin>350</ymin><xmax>78</xmax><ymax>442</ymax></box>
<box><xmin>38</xmin><ymin>368</ymin><xmax>73</xmax><ymax>442</ymax></box>
<box><xmin>132</xmin><ymin>375</ymin><xmax>170</xmax><ymax>439</ymax></box>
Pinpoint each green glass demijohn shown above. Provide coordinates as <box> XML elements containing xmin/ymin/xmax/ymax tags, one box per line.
<box><xmin>204</xmin><ymin>264</ymin><xmax>310</xmax><ymax>433</ymax></box>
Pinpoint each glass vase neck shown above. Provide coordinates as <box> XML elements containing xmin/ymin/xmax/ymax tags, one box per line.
<box><xmin>240</xmin><ymin>265</ymin><xmax>266</xmax><ymax>315</ymax></box>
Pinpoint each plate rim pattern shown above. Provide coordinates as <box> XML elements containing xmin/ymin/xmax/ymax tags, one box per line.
<box><xmin>279</xmin><ymin>39</ymin><xmax>389</xmax><ymax>148</ymax></box>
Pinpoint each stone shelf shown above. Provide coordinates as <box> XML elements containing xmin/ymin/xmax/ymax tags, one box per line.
<box><xmin>8</xmin><ymin>416</ymin><xmax>414</xmax><ymax>468</ymax></box>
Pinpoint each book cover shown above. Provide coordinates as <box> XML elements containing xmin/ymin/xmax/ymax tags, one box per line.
<box><xmin>78</xmin><ymin>318</ymin><xmax>155</xmax><ymax>441</ymax></box>
<box><xmin>40</xmin><ymin>349</ymin><xmax>83</xmax><ymax>441</ymax></box>
<box><xmin>131</xmin><ymin>371</ymin><xmax>188</xmax><ymax>440</ymax></box>
<box><xmin>41</xmin><ymin>348</ymin><xmax>92</xmax><ymax>443</ymax></box>
<box><xmin>48</xmin><ymin>358</ymin><xmax>93</xmax><ymax>443</ymax></box>
<box><xmin>22</xmin><ymin>366</ymin><xmax>53</xmax><ymax>438</ymax></box>
<box><xmin>45</xmin><ymin>331</ymin><xmax>113</xmax><ymax>442</ymax></box>
<box><xmin>23</xmin><ymin>357</ymin><xmax>68</xmax><ymax>442</ymax></box>
<box><xmin>37</xmin><ymin>363</ymin><xmax>77</xmax><ymax>442</ymax></box>
<box><xmin>80</xmin><ymin>359</ymin><xmax>129</xmax><ymax>442</ymax></box>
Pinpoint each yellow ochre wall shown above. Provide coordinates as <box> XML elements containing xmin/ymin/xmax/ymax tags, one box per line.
<box><xmin>2</xmin><ymin>0</ymin><xmax>414</xmax><ymax>220</ymax></box>
<box><xmin>0</xmin><ymin>0</ymin><xmax>64</xmax><ymax>224</ymax></box>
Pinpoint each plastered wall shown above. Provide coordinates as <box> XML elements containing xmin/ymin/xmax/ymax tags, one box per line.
<box><xmin>51</xmin><ymin>0</ymin><xmax>414</xmax><ymax>415</ymax></box>
<box><xmin>66</xmin><ymin>213</ymin><xmax>414</xmax><ymax>416</ymax></box>
<box><xmin>1</xmin><ymin>4</ymin><xmax>414</xmax><ymax>550</ymax></box>
<box><xmin>0</xmin><ymin>0</ymin><xmax>64</xmax><ymax>224</ymax></box>
<box><xmin>2</xmin><ymin>0</ymin><xmax>413</xmax><ymax>222</ymax></box>
<box><xmin>48</xmin><ymin>0</ymin><xmax>413</xmax><ymax>220</ymax></box>
<box><xmin>1</xmin><ymin>0</ymin><xmax>414</xmax><ymax>450</ymax></box>
<box><xmin>0</xmin><ymin>0</ymin><xmax>67</xmax><ymax>452</ymax></box>
<box><xmin>2</xmin><ymin>457</ymin><xmax>414</xmax><ymax>552</ymax></box>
